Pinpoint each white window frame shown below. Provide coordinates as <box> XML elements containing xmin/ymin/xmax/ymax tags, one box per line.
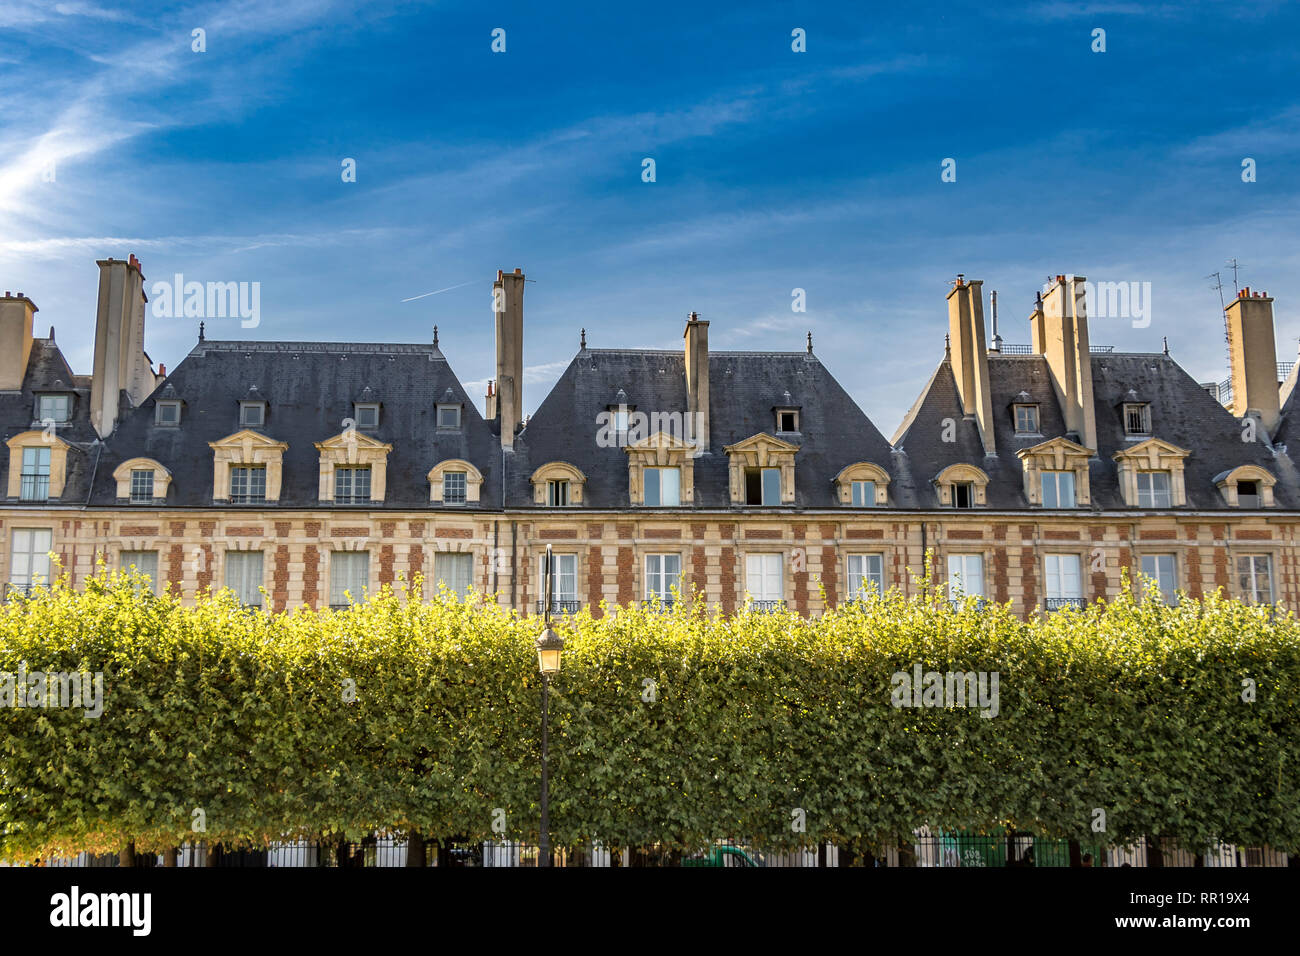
<box><xmin>156</xmin><ymin>401</ymin><xmax>181</xmax><ymax>426</ymax></box>
<box><xmin>120</xmin><ymin>549</ymin><xmax>159</xmax><ymax>592</ymax></box>
<box><xmin>433</xmin><ymin>552</ymin><xmax>474</xmax><ymax>596</ymax></box>
<box><xmin>330</xmin><ymin>551</ymin><xmax>370</xmax><ymax>608</ymax></box>
<box><xmin>547</xmin><ymin>479</ymin><xmax>569</xmax><ymax>506</ymax></box>
<box><xmin>643</xmin><ymin>466</ymin><xmax>682</xmax><ymax>507</ymax></box>
<box><xmin>1014</xmin><ymin>404</ymin><xmax>1039</xmax><ymax>434</ymax></box>
<box><xmin>20</xmin><ymin>446</ymin><xmax>51</xmax><ymax>502</ymax></box>
<box><xmin>539</xmin><ymin>553</ymin><xmax>578</xmax><ymax>607</ymax></box>
<box><xmin>354</xmin><ymin>403</ymin><xmax>380</xmax><ymax>429</ymax></box>
<box><xmin>224</xmin><ymin>550</ymin><xmax>264</xmax><ymax>608</ymax></box>
<box><xmin>1140</xmin><ymin>553</ymin><xmax>1177</xmax><ymax>604</ymax></box>
<box><xmin>129</xmin><ymin>469</ymin><xmax>155</xmax><ymax>504</ymax></box>
<box><xmin>1236</xmin><ymin>554</ymin><xmax>1273</xmax><ymax>605</ymax></box>
<box><xmin>335</xmin><ymin>466</ymin><xmax>371</xmax><ymax>503</ymax></box>
<box><xmin>1136</xmin><ymin>471</ymin><xmax>1171</xmax><ymax>508</ymax></box>
<box><xmin>36</xmin><ymin>394</ymin><xmax>71</xmax><ymax>423</ymax></box>
<box><xmin>846</xmin><ymin>553</ymin><xmax>884</xmax><ymax>599</ymax></box>
<box><xmin>1043</xmin><ymin>554</ymin><xmax>1083</xmax><ymax>601</ymax></box>
<box><xmin>745</xmin><ymin>553</ymin><xmax>783</xmax><ymax>603</ymax></box>
<box><xmin>1041</xmin><ymin>470</ymin><xmax>1076</xmax><ymax>508</ymax></box>
<box><xmin>9</xmin><ymin>528</ymin><xmax>53</xmax><ymax>593</ymax></box>
<box><xmin>644</xmin><ymin>553</ymin><xmax>683</xmax><ymax>602</ymax></box>
<box><xmin>851</xmin><ymin>480</ymin><xmax>876</xmax><ymax>507</ymax></box>
<box><xmin>1124</xmin><ymin>403</ymin><xmax>1151</xmax><ymax>437</ymax></box>
<box><xmin>442</xmin><ymin>471</ymin><xmax>467</xmax><ymax>505</ymax></box>
<box><xmin>947</xmin><ymin>553</ymin><xmax>984</xmax><ymax>602</ymax></box>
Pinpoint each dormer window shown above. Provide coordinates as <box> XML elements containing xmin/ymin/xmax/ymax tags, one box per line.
<box><xmin>610</xmin><ymin>405</ymin><xmax>629</xmax><ymax>434</ymax></box>
<box><xmin>437</xmin><ymin>404</ymin><xmax>461</xmax><ymax>429</ymax></box>
<box><xmin>354</xmin><ymin>403</ymin><xmax>380</xmax><ymax>430</ymax></box>
<box><xmin>952</xmin><ymin>482</ymin><xmax>975</xmax><ymax>509</ymax></box>
<box><xmin>240</xmin><ymin>401</ymin><xmax>266</xmax><ymax>428</ymax></box>
<box><xmin>1014</xmin><ymin>404</ymin><xmax>1039</xmax><ymax>434</ymax></box>
<box><xmin>1237</xmin><ymin>480</ymin><xmax>1260</xmax><ymax>508</ymax></box>
<box><xmin>156</xmin><ymin>401</ymin><xmax>181</xmax><ymax>426</ymax></box>
<box><xmin>36</xmin><ymin>394</ymin><xmax>71</xmax><ymax>423</ymax></box>
<box><xmin>776</xmin><ymin>409</ymin><xmax>799</xmax><ymax>433</ymax></box>
<box><xmin>1123</xmin><ymin>403</ymin><xmax>1151</xmax><ymax>437</ymax></box>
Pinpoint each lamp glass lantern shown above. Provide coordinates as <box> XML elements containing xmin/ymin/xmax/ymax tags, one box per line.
<box><xmin>536</xmin><ymin>627</ymin><xmax>563</xmax><ymax>675</ymax></box>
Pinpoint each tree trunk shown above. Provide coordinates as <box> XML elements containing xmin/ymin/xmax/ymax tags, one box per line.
<box><xmin>163</xmin><ymin>846</ymin><xmax>178</xmax><ymax>868</ymax></box>
<box><xmin>1068</xmin><ymin>839</ymin><xmax>1082</xmax><ymax>868</ymax></box>
<box><xmin>119</xmin><ymin>842</ymin><xmax>135</xmax><ymax>868</ymax></box>
<box><xmin>1146</xmin><ymin>835</ymin><xmax>1164</xmax><ymax>868</ymax></box>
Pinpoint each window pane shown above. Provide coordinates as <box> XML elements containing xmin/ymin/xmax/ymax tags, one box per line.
<box><xmin>848</xmin><ymin>554</ymin><xmax>883</xmax><ymax>598</ymax></box>
<box><xmin>224</xmin><ymin>551</ymin><xmax>264</xmax><ymax>607</ymax></box>
<box><xmin>660</xmin><ymin>468</ymin><xmax>681</xmax><ymax>506</ymax></box>
<box><xmin>645</xmin><ymin>553</ymin><xmax>681</xmax><ymax>599</ymax></box>
<box><xmin>1045</xmin><ymin>554</ymin><xmax>1081</xmax><ymax>598</ymax></box>
<box><xmin>948</xmin><ymin>554</ymin><xmax>984</xmax><ymax>600</ymax></box>
<box><xmin>130</xmin><ymin>469</ymin><xmax>154</xmax><ymax>502</ymax></box>
<box><xmin>329</xmin><ymin>551</ymin><xmax>369</xmax><ymax>606</ymax></box>
<box><xmin>443</xmin><ymin>471</ymin><xmax>467</xmax><ymax>504</ymax></box>
<box><xmin>438</xmin><ymin>405</ymin><xmax>461</xmax><ymax>428</ymax></box>
<box><xmin>10</xmin><ymin>528</ymin><xmax>53</xmax><ymax>588</ymax></box>
<box><xmin>540</xmin><ymin>554</ymin><xmax>578</xmax><ymax>603</ymax></box>
<box><xmin>761</xmin><ymin>468</ymin><xmax>781</xmax><ymax>506</ymax></box>
<box><xmin>120</xmin><ymin>550</ymin><xmax>159</xmax><ymax>591</ymax></box>
<box><xmin>852</xmin><ymin>481</ymin><xmax>875</xmax><ymax>507</ymax></box>
<box><xmin>745</xmin><ymin>553</ymin><xmax>782</xmax><ymax>601</ymax></box>
<box><xmin>433</xmin><ymin>552</ymin><xmax>473</xmax><ymax>596</ymax></box>
<box><xmin>644</xmin><ymin>467</ymin><xmax>660</xmax><ymax>506</ymax></box>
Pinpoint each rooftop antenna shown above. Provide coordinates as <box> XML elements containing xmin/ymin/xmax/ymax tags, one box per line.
<box><xmin>1227</xmin><ymin>258</ymin><xmax>1243</xmax><ymax>296</ymax></box>
<box><xmin>990</xmin><ymin>289</ymin><xmax>1003</xmax><ymax>352</ymax></box>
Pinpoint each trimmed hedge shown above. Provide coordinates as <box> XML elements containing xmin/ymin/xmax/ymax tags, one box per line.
<box><xmin>1</xmin><ymin>568</ymin><xmax>1297</xmax><ymax>859</ymax></box>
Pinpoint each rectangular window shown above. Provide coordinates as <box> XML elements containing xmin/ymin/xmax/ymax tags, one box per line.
<box><xmin>1124</xmin><ymin>403</ymin><xmax>1151</xmax><ymax>436</ymax></box>
<box><xmin>947</xmin><ymin>553</ymin><xmax>984</xmax><ymax>602</ymax></box>
<box><xmin>330</xmin><ymin>551</ymin><xmax>369</xmax><ymax>607</ymax></box>
<box><xmin>240</xmin><ymin>403</ymin><xmax>265</xmax><ymax>427</ymax></box>
<box><xmin>229</xmin><ymin>465</ymin><xmax>267</xmax><ymax>503</ymax></box>
<box><xmin>36</xmin><ymin>394</ymin><xmax>70</xmax><ymax>423</ymax></box>
<box><xmin>645</xmin><ymin>553</ymin><xmax>682</xmax><ymax>602</ymax></box>
<box><xmin>851</xmin><ymin>480</ymin><xmax>876</xmax><ymax>507</ymax></box>
<box><xmin>1236</xmin><ymin>480</ymin><xmax>1260</xmax><ymax>508</ymax></box>
<box><xmin>120</xmin><ymin>550</ymin><xmax>159</xmax><ymax>591</ymax></box>
<box><xmin>433</xmin><ymin>552</ymin><xmax>473</xmax><ymax>596</ymax></box>
<box><xmin>437</xmin><ymin>404</ymin><xmax>461</xmax><ymax>429</ymax></box>
<box><xmin>354</xmin><ymin>404</ymin><xmax>379</xmax><ymax>429</ymax></box>
<box><xmin>1140</xmin><ymin>553</ymin><xmax>1177</xmax><ymax>604</ymax></box>
<box><xmin>1236</xmin><ymin>554</ymin><xmax>1273</xmax><ymax>605</ymax></box>
<box><xmin>335</xmin><ymin>466</ymin><xmax>371</xmax><ymax>503</ymax></box>
<box><xmin>777</xmin><ymin>410</ymin><xmax>798</xmax><ymax>432</ymax></box>
<box><xmin>612</xmin><ymin>408</ymin><xmax>629</xmax><ymax>433</ymax></box>
<box><xmin>156</xmin><ymin>401</ymin><xmax>181</xmax><ymax>426</ymax></box>
<box><xmin>1043</xmin><ymin>554</ymin><xmax>1082</xmax><ymax>608</ymax></box>
<box><xmin>548</xmin><ymin>480</ymin><xmax>569</xmax><ymax>506</ymax></box>
<box><xmin>20</xmin><ymin>446</ymin><xmax>51</xmax><ymax>501</ymax></box>
<box><xmin>952</xmin><ymin>482</ymin><xmax>974</xmax><ymax>509</ymax></box>
<box><xmin>745</xmin><ymin>553</ymin><xmax>783</xmax><ymax>605</ymax></box>
<box><xmin>744</xmin><ymin>467</ymin><xmax>782</xmax><ymax>506</ymax></box>
<box><xmin>643</xmin><ymin>467</ymin><xmax>681</xmax><ymax>507</ymax></box>
<box><xmin>224</xmin><ymin>551</ymin><xmax>264</xmax><ymax>607</ymax></box>
<box><xmin>1041</xmin><ymin>471</ymin><xmax>1076</xmax><ymax>508</ymax></box>
<box><xmin>9</xmin><ymin>528</ymin><xmax>52</xmax><ymax>594</ymax></box>
<box><xmin>1136</xmin><ymin>471</ymin><xmax>1171</xmax><ymax>508</ymax></box>
<box><xmin>1014</xmin><ymin>404</ymin><xmax>1039</xmax><ymax>434</ymax></box>
<box><xmin>130</xmin><ymin>469</ymin><xmax>154</xmax><ymax>503</ymax></box>
<box><xmin>538</xmin><ymin>553</ymin><xmax>578</xmax><ymax>611</ymax></box>
<box><xmin>442</xmin><ymin>471</ymin><xmax>467</xmax><ymax>505</ymax></box>
<box><xmin>847</xmin><ymin>553</ymin><xmax>884</xmax><ymax>599</ymax></box>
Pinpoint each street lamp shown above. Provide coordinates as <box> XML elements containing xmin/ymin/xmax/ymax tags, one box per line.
<box><xmin>537</xmin><ymin>544</ymin><xmax>564</xmax><ymax>867</ymax></box>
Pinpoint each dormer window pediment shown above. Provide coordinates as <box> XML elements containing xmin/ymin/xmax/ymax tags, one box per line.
<box><xmin>724</xmin><ymin>433</ymin><xmax>799</xmax><ymax>505</ymax></box>
<box><xmin>1016</xmin><ymin>437</ymin><xmax>1094</xmax><ymax>507</ymax></box>
<box><xmin>315</xmin><ymin>430</ymin><xmax>393</xmax><ymax>503</ymax></box>
<box><xmin>208</xmin><ymin>430</ymin><xmax>288</xmax><ymax>503</ymax></box>
<box><xmin>1213</xmin><ymin>464</ymin><xmax>1277</xmax><ymax>508</ymax></box>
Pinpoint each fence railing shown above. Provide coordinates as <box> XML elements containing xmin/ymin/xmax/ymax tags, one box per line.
<box><xmin>535</xmin><ymin>600</ymin><xmax>582</xmax><ymax>615</ymax></box>
<box><xmin>12</xmin><ymin>834</ymin><xmax>1291</xmax><ymax>868</ymax></box>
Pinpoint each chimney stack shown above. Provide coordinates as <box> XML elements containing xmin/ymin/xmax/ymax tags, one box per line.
<box><xmin>1225</xmin><ymin>287</ymin><xmax>1280</xmax><ymax>434</ymax></box>
<box><xmin>493</xmin><ymin>268</ymin><xmax>525</xmax><ymax>450</ymax></box>
<box><xmin>946</xmin><ymin>276</ymin><xmax>996</xmax><ymax>456</ymax></box>
<box><xmin>91</xmin><ymin>256</ymin><xmax>153</xmax><ymax>438</ymax></box>
<box><xmin>484</xmin><ymin>379</ymin><xmax>497</xmax><ymax>420</ymax></box>
<box><xmin>0</xmin><ymin>292</ymin><xmax>37</xmax><ymax>391</ymax></box>
<box><xmin>684</xmin><ymin>311</ymin><xmax>710</xmax><ymax>452</ymax></box>
<box><xmin>1038</xmin><ymin>274</ymin><xmax>1097</xmax><ymax>451</ymax></box>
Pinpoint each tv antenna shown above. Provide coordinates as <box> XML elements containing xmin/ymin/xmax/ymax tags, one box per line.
<box><xmin>1226</xmin><ymin>258</ymin><xmax>1243</xmax><ymax>296</ymax></box>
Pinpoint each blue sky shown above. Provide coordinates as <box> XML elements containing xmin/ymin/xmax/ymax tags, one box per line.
<box><xmin>1</xmin><ymin>0</ymin><xmax>1298</xmax><ymax>432</ymax></box>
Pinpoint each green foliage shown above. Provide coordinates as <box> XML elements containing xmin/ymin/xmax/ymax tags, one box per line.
<box><xmin>1</xmin><ymin>568</ymin><xmax>1296</xmax><ymax>858</ymax></box>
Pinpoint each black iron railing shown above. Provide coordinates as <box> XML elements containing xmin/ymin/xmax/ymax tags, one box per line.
<box><xmin>535</xmin><ymin>600</ymin><xmax>582</xmax><ymax>614</ymax></box>
<box><xmin>748</xmin><ymin>600</ymin><xmax>785</xmax><ymax>612</ymax></box>
<box><xmin>1044</xmin><ymin>597</ymin><xmax>1085</xmax><ymax>612</ymax></box>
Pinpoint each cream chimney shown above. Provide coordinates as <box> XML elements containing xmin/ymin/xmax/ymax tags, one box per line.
<box><xmin>946</xmin><ymin>277</ymin><xmax>996</xmax><ymax>456</ymax></box>
<box><xmin>0</xmin><ymin>292</ymin><xmax>37</xmax><ymax>390</ymax></box>
<box><xmin>684</xmin><ymin>311</ymin><xmax>710</xmax><ymax>452</ymax></box>
<box><xmin>1225</xmin><ymin>288</ymin><xmax>1280</xmax><ymax>435</ymax></box>
<box><xmin>493</xmin><ymin>268</ymin><xmax>525</xmax><ymax>450</ymax></box>
<box><xmin>1038</xmin><ymin>274</ymin><xmax>1097</xmax><ymax>452</ymax></box>
<box><xmin>91</xmin><ymin>255</ymin><xmax>152</xmax><ymax>438</ymax></box>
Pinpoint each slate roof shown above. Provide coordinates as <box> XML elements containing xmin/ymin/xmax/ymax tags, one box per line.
<box><xmin>0</xmin><ymin>336</ymin><xmax>102</xmax><ymax>507</ymax></box>
<box><xmin>84</xmin><ymin>340</ymin><xmax>502</xmax><ymax>509</ymax></box>
<box><xmin>892</xmin><ymin>351</ymin><xmax>1300</xmax><ymax>510</ymax></box>
<box><xmin>509</xmin><ymin>347</ymin><xmax>898</xmax><ymax>509</ymax></box>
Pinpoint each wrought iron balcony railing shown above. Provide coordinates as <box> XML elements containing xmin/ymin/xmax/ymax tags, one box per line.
<box><xmin>748</xmin><ymin>600</ymin><xmax>785</xmax><ymax>613</ymax></box>
<box><xmin>1044</xmin><ymin>597</ymin><xmax>1085</xmax><ymax>612</ymax></box>
<box><xmin>536</xmin><ymin>600</ymin><xmax>582</xmax><ymax>615</ymax></box>
<box><xmin>19</xmin><ymin>475</ymin><xmax>49</xmax><ymax>501</ymax></box>
<box><xmin>4</xmin><ymin>582</ymin><xmax>43</xmax><ymax>600</ymax></box>
<box><xmin>641</xmin><ymin>597</ymin><xmax>677</xmax><ymax>609</ymax></box>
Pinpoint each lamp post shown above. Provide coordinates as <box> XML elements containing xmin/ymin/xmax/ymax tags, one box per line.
<box><xmin>536</xmin><ymin>543</ymin><xmax>564</xmax><ymax>867</ymax></box>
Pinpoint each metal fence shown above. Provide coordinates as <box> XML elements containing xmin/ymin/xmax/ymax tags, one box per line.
<box><xmin>10</xmin><ymin>833</ymin><xmax>1294</xmax><ymax>868</ymax></box>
